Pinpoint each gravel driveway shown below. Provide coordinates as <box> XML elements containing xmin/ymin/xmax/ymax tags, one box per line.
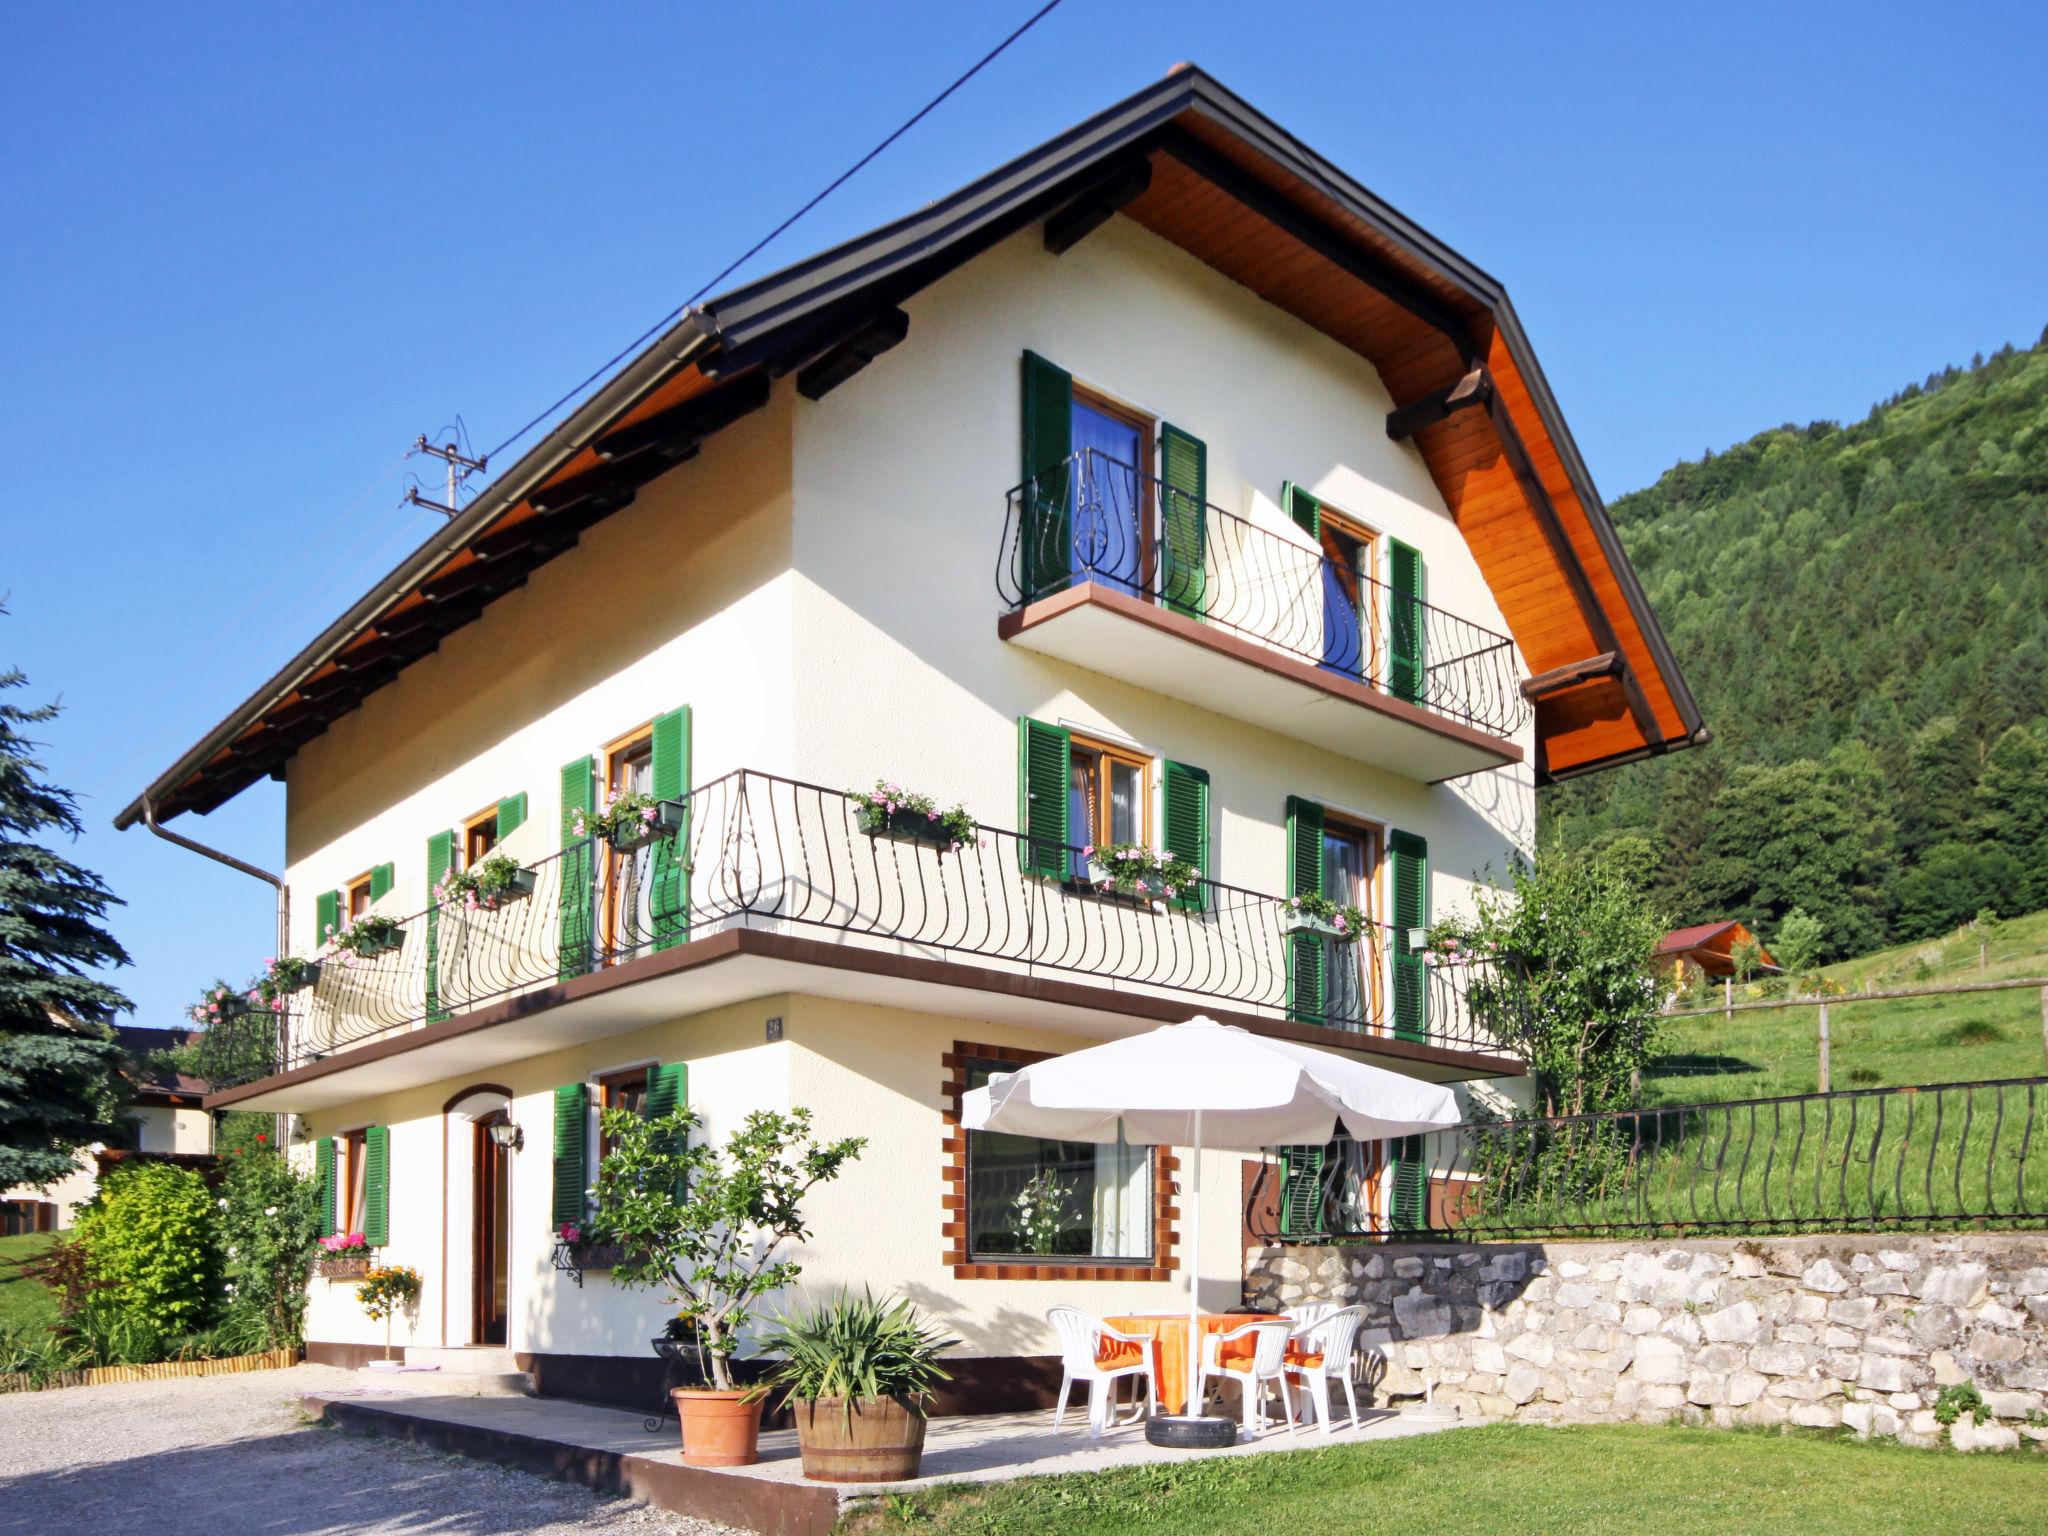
<box><xmin>0</xmin><ymin>1365</ymin><xmax>736</xmax><ymax>1536</ymax></box>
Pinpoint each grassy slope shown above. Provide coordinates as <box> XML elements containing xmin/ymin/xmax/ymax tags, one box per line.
<box><xmin>1643</xmin><ymin>910</ymin><xmax>2048</xmax><ymax>1105</ymax></box>
<box><xmin>856</xmin><ymin>1424</ymin><xmax>2048</xmax><ymax>1536</ymax></box>
<box><xmin>0</xmin><ymin>1232</ymin><xmax>60</xmax><ymax>1336</ymax></box>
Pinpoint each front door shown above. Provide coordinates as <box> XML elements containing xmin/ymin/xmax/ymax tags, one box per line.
<box><xmin>472</xmin><ymin>1114</ymin><xmax>511</xmax><ymax>1346</ymax></box>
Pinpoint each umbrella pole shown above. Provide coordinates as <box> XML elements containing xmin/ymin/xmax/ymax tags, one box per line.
<box><xmin>1187</xmin><ymin>1107</ymin><xmax>1203</xmax><ymax>1425</ymax></box>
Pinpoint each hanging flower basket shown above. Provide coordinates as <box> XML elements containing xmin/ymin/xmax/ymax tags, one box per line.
<box><xmin>574</xmin><ymin>791</ymin><xmax>687</xmax><ymax>853</ymax></box>
<box><xmin>1087</xmin><ymin>843</ymin><xmax>1198</xmax><ymax>904</ymax></box>
<box><xmin>316</xmin><ymin>1255</ymin><xmax>372</xmax><ymax>1280</ymax></box>
<box><xmin>851</xmin><ymin>782</ymin><xmax>975</xmax><ymax>853</ymax></box>
<box><xmin>436</xmin><ymin>852</ymin><xmax>539</xmax><ymax>911</ymax></box>
<box><xmin>1282</xmin><ymin>894</ymin><xmax>1367</xmax><ymax>945</ymax></box>
<box><xmin>188</xmin><ymin>982</ymin><xmax>251</xmax><ymax>1026</ymax></box>
<box><xmin>329</xmin><ymin>915</ymin><xmax>405</xmax><ymax>960</ymax></box>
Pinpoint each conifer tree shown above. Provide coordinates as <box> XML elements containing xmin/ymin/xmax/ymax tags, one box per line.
<box><xmin>0</xmin><ymin>655</ymin><xmax>131</xmax><ymax>1185</ymax></box>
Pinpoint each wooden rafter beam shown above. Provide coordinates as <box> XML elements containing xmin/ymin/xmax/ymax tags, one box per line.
<box><xmin>1484</xmin><ymin>392</ymin><xmax>1665</xmax><ymax>746</ymax></box>
<box><xmin>1520</xmin><ymin>651</ymin><xmax>1621</xmax><ymax>700</ymax></box>
<box><xmin>795</xmin><ymin>308</ymin><xmax>911</xmax><ymax>401</ymax></box>
<box><xmin>1387</xmin><ymin>366</ymin><xmax>1492</xmax><ymax>441</ymax></box>
<box><xmin>1044</xmin><ymin>157</ymin><xmax>1154</xmax><ymax>255</ymax></box>
<box><xmin>1157</xmin><ymin>131</ymin><xmax>1476</xmax><ymax>355</ymax></box>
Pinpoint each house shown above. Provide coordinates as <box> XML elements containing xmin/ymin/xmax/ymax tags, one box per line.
<box><xmin>1658</xmin><ymin>921</ymin><xmax>1778</xmax><ymax>989</ymax></box>
<box><xmin>114</xmin><ymin>67</ymin><xmax>1700</xmax><ymax>1407</ymax></box>
<box><xmin>0</xmin><ymin>1025</ymin><xmax>216</xmax><ymax>1233</ymax></box>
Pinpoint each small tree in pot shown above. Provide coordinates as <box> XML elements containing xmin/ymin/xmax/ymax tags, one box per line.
<box><xmin>758</xmin><ymin>1289</ymin><xmax>958</xmax><ymax>1482</ymax></box>
<box><xmin>592</xmin><ymin>1103</ymin><xmax>865</xmax><ymax>1467</ymax></box>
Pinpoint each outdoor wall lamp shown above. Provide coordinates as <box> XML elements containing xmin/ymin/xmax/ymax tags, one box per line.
<box><xmin>488</xmin><ymin>1121</ymin><xmax>524</xmax><ymax>1152</ymax></box>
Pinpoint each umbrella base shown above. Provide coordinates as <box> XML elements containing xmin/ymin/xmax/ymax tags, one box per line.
<box><xmin>1146</xmin><ymin>1414</ymin><xmax>1237</xmax><ymax>1450</ymax></box>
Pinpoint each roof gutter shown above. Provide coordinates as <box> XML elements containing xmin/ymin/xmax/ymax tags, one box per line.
<box><xmin>114</xmin><ymin>308</ymin><xmax>723</xmax><ymax>831</ymax></box>
<box><xmin>143</xmin><ymin>794</ymin><xmax>288</xmax><ymax>958</ymax></box>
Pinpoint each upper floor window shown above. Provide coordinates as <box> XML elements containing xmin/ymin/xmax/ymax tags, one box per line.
<box><xmin>462</xmin><ymin>806</ymin><xmax>499</xmax><ymax>868</ymax></box>
<box><xmin>1069</xmin><ymin>387</ymin><xmax>1153</xmax><ymax>598</ymax></box>
<box><xmin>1067</xmin><ymin>733</ymin><xmax>1149</xmax><ymax>879</ymax></box>
<box><xmin>341</xmin><ymin>1127</ymin><xmax>369</xmax><ymax>1234</ymax></box>
<box><xmin>344</xmin><ymin>872</ymin><xmax>375</xmax><ymax>922</ymax></box>
<box><xmin>602</xmin><ymin>727</ymin><xmax>656</xmax><ymax>957</ymax></box>
<box><xmin>594</xmin><ymin>1065</ymin><xmax>649</xmax><ymax>1163</ymax></box>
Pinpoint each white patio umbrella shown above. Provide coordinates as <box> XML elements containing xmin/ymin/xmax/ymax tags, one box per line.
<box><xmin>961</xmin><ymin>1015</ymin><xmax>1459</xmax><ymax>1434</ymax></box>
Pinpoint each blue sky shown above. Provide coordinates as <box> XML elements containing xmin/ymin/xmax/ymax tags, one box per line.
<box><xmin>5</xmin><ymin>2</ymin><xmax>2043</xmax><ymax>1029</ymax></box>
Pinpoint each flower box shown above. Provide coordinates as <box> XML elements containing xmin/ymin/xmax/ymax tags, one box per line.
<box><xmin>360</xmin><ymin>929</ymin><xmax>405</xmax><ymax>956</ymax></box>
<box><xmin>286</xmin><ymin>961</ymin><xmax>322</xmax><ymax>993</ymax></box>
<box><xmin>551</xmin><ymin>1238</ymin><xmax>628</xmax><ymax>1287</ymax></box>
<box><xmin>861</xmin><ymin>805</ymin><xmax>954</xmax><ymax>850</ymax></box>
<box><xmin>608</xmin><ymin>799</ymin><xmax>687</xmax><ymax>853</ymax></box>
<box><xmin>495</xmin><ymin>866</ymin><xmax>540</xmax><ymax>902</ymax></box>
<box><xmin>317</xmin><ymin>1256</ymin><xmax>372</xmax><ymax>1280</ymax></box>
<box><xmin>1284</xmin><ymin>913</ymin><xmax>1346</xmax><ymax>940</ymax></box>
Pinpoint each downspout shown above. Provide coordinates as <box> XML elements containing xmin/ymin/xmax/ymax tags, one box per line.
<box><xmin>143</xmin><ymin>797</ymin><xmax>291</xmax><ymax>1146</ymax></box>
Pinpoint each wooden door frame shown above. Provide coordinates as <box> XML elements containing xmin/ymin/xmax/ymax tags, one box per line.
<box><xmin>470</xmin><ymin>1110</ymin><xmax>511</xmax><ymax>1347</ymax></box>
<box><xmin>1071</xmin><ymin>382</ymin><xmax>1158</xmax><ymax>593</ymax></box>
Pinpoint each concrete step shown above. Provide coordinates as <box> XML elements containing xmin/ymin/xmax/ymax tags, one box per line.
<box><xmin>352</xmin><ymin>1345</ymin><xmax>533</xmax><ymax>1396</ymax></box>
<box><xmin>405</xmin><ymin>1346</ymin><xmax>522</xmax><ymax>1375</ymax></box>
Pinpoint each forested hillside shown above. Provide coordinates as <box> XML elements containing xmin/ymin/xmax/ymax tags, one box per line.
<box><xmin>1545</xmin><ymin>332</ymin><xmax>2048</xmax><ymax>962</ymax></box>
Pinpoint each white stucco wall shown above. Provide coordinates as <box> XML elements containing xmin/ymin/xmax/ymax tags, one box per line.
<box><xmin>788</xmin><ymin>217</ymin><xmax>1536</xmax><ymax>929</ymax></box>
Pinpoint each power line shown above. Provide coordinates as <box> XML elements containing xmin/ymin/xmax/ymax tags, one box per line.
<box><xmin>480</xmin><ymin>0</ymin><xmax>1069</xmax><ymax>467</ymax></box>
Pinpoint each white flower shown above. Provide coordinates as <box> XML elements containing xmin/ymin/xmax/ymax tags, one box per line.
<box><xmin>264</xmin><ymin>1206</ymin><xmax>278</xmax><ymax>1217</ymax></box>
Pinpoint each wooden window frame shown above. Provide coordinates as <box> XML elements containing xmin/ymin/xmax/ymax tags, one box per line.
<box><xmin>591</xmin><ymin>1063</ymin><xmax>652</xmax><ymax>1165</ymax></box>
<box><xmin>941</xmin><ymin>1041</ymin><xmax>1179</xmax><ymax>1282</ymax></box>
<box><xmin>341</xmin><ymin>1127</ymin><xmax>369</xmax><ymax>1237</ymax></box>
<box><xmin>344</xmin><ymin>871</ymin><xmax>376</xmax><ymax>921</ymax></box>
<box><xmin>1071</xmin><ymin>383</ymin><xmax>1159</xmax><ymax>590</ymax></box>
<box><xmin>1320</xmin><ymin>806</ymin><xmax>1388</xmax><ymax>1032</ymax></box>
<box><xmin>1066</xmin><ymin>731</ymin><xmax>1153</xmax><ymax>857</ymax></box>
<box><xmin>461</xmin><ymin>804</ymin><xmax>501</xmax><ymax>869</ymax></box>
<box><xmin>599</xmin><ymin>725</ymin><xmax>656</xmax><ymax>958</ymax></box>
<box><xmin>1314</xmin><ymin>500</ymin><xmax>1384</xmax><ymax>684</ymax></box>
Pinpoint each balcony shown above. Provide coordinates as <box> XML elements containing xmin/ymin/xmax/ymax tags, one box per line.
<box><xmin>209</xmin><ymin>772</ymin><xmax>1526</xmax><ymax>1109</ymax></box>
<box><xmin>997</xmin><ymin>450</ymin><xmax>1528</xmax><ymax>781</ymax></box>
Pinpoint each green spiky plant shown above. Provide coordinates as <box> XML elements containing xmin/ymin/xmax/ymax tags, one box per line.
<box><xmin>757</xmin><ymin>1289</ymin><xmax>958</xmax><ymax>1427</ymax></box>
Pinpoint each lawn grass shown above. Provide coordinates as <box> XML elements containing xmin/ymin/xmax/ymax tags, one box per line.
<box><xmin>1644</xmin><ymin>909</ymin><xmax>2048</xmax><ymax>1105</ymax></box>
<box><xmin>847</xmin><ymin>1424</ymin><xmax>2048</xmax><ymax>1536</ymax></box>
<box><xmin>0</xmin><ymin>1232</ymin><xmax>60</xmax><ymax>1337</ymax></box>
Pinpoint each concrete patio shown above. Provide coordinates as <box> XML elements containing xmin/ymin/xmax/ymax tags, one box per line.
<box><xmin>302</xmin><ymin>1381</ymin><xmax>1477</xmax><ymax>1536</ymax></box>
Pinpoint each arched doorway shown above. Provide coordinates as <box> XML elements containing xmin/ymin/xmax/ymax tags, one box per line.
<box><xmin>445</xmin><ymin>1087</ymin><xmax>513</xmax><ymax>1348</ymax></box>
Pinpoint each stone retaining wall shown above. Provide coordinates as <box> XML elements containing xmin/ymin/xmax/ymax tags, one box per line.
<box><xmin>1245</xmin><ymin>1232</ymin><xmax>2048</xmax><ymax>1451</ymax></box>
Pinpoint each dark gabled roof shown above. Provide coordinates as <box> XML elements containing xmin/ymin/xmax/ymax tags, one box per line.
<box><xmin>115</xmin><ymin>1024</ymin><xmax>210</xmax><ymax>1098</ymax></box>
<box><xmin>117</xmin><ymin>64</ymin><xmax>1702</xmax><ymax>830</ymax></box>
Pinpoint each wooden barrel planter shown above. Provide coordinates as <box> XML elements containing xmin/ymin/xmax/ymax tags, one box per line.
<box><xmin>793</xmin><ymin>1395</ymin><xmax>928</xmax><ymax>1482</ymax></box>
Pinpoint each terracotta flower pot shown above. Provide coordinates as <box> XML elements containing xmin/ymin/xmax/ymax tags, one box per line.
<box><xmin>793</xmin><ymin>1395</ymin><xmax>927</xmax><ymax>1483</ymax></box>
<box><xmin>673</xmin><ymin>1388</ymin><xmax>764</xmax><ymax>1467</ymax></box>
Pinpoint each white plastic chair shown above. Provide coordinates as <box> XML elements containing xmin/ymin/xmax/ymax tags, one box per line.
<box><xmin>1046</xmin><ymin>1307</ymin><xmax>1160</xmax><ymax>1437</ymax></box>
<box><xmin>1196</xmin><ymin>1319</ymin><xmax>1296</xmax><ymax>1436</ymax></box>
<box><xmin>1284</xmin><ymin>1301</ymin><xmax>1336</xmax><ymax>1333</ymax></box>
<box><xmin>1286</xmin><ymin>1304</ymin><xmax>1368</xmax><ymax>1433</ymax></box>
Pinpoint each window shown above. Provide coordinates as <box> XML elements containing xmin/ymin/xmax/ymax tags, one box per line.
<box><xmin>601</xmin><ymin>728</ymin><xmax>656</xmax><ymax>957</ymax></box>
<box><xmin>963</xmin><ymin>1057</ymin><xmax>1152</xmax><ymax>1262</ymax></box>
<box><xmin>462</xmin><ymin>807</ymin><xmax>500</xmax><ymax>868</ymax></box>
<box><xmin>341</xmin><ymin>1128</ymin><xmax>368</xmax><ymax>1235</ymax></box>
<box><xmin>1068</xmin><ymin>387</ymin><xmax>1154</xmax><ymax>598</ymax></box>
<box><xmin>1067</xmin><ymin>734</ymin><xmax>1149</xmax><ymax>880</ymax></box>
<box><xmin>594</xmin><ymin>1066</ymin><xmax>649</xmax><ymax>1163</ymax></box>
<box><xmin>1316</xmin><ymin>506</ymin><xmax>1382</xmax><ymax>682</ymax></box>
<box><xmin>1321</xmin><ymin>815</ymin><xmax>1383</xmax><ymax>1029</ymax></box>
<box><xmin>345</xmin><ymin>872</ymin><xmax>375</xmax><ymax>921</ymax></box>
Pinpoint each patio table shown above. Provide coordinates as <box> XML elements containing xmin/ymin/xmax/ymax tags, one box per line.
<box><xmin>1101</xmin><ymin>1311</ymin><xmax>1288</xmax><ymax>1417</ymax></box>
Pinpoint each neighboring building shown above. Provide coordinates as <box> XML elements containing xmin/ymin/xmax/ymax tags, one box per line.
<box><xmin>0</xmin><ymin>1025</ymin><xmax>215</xmax><ymax>1233</ymax></box>
<box><xmin>1658</xmin><ymin>921</ymin><xmax>1779</xmax><ymax>989</ymax></box>
<box><xmin>115</xmin><ymin>69</ymin><xmax>1700</xmax><ymax>1405</ymax></box>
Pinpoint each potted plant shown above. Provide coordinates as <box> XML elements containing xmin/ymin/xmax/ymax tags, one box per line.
<box><xmin>188</xmin><ymin>980</ymin><xmax>251</xmax><ymax>1026</ymax></box>
<box><xmin>435</xmin><ymin>851</ymin><xmax>540</xmax><ymax>911</ymax></box>
<box><xmin>571</xmin><ymin>788</ymin><xmax>686</xmax><ymax>853</ymax></box>
<box><xmin>757</xmin><ymin>1290</ymin><xmax>958</xmax><ymax>1482</ymax></box>
<box><xmin>249</xmin><ymin>954</ymin><xmax>320</xmax><ymax>1015</ymax></box>
<box><xmin>316</xmin><ymin>1231</ymin><xmax>372</xmax><ymax>1279</ymax></box>
<box><xmin>1086</xmin><ymin>842</ymin><xmax>1199</xmax><ymax>904</ymax></box>
<box><xmin>550</xmin><ymin>1221</ymin><xmax>626</xmax><ymax>1287</ymax></box>
<box><xmin>328</xmin><ymin>913</ymin><xmax>405</xmax><ymax>960</ymax></box>
<box><xmin>591</xmin><ymin>1102</ymin><xmax>865</xmax><ymax>1467</ymax></box>
<box><xmin>356</xmin><ymin>1262</ymin><xmax>421</xmax><ymax>1363</ymax></box>
<box><xmin>850</xmin><ymin>781</ymin><xmax>976</xmax><ymax>853</ymax></box>
<box><xmin>1283</xmin><ymin>891</ymin><xmax>1367</xmax><ymax>942</ymax></box>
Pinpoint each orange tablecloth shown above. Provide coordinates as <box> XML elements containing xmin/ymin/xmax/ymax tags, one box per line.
<box><xmin>1101</xmin><ymin>1313</ymin><xmax>1287</xmax><ymax>1416</ymax></box>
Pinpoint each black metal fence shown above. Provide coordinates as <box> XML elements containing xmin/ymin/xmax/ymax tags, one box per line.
<box><xmin>227</xmin><ymin>770</ymin><xmax>1526</xmax><ymax>1085</ymax></box>
<box><xmin>998</xmin><ymin>449</ymin><xmax>1529</xmax><ymax>737</ymax></box>
<box><xmin>1250</xmin><ymin>1076</ymin><xmax>2048</xmax><ymax>1243</ymax></box>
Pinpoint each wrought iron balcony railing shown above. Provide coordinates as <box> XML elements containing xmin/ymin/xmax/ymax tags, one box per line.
<box><xmin>1249</xmin><ymin>1076</ymin><xmax>2048</xmax><ymax>1243</ymax></box>
<box><xmin>998</xmin><ymin>449</ymin><xmax>1530</xmax><ymax>738</ymax></box>
<box><xmin>215</xmin><ymin>771</ymin><xmax>1527</xmax><ymax>1087</ymax></box>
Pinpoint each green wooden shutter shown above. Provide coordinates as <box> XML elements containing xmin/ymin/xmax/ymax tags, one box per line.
<box><xmin>1278</xmin><ymin>1145</ymin><xmax>1325</xmax><ymax>1238</ymax></box>
<box><xmin>1390</xmin><ymin>830</ymin><xmax>1430</xmax><ymax>1042</ymax></box>
<box><xmin>368</xmin><ymin>863</ymin><xmax>394</xmax><ymax>902</ymax></box>
<box><xmin>314</xmin><ymin>890</ymin><xmax>341</xmax><ymax>947</ymax></box>
<box><xmin>1020</xmin><ymin>351</ymin><xmax>1073</xmax><ymax>600</ymax></box>
<box><xmin>1159</xmin><ymin>424</ymin><xmax>1207</xmax><ymax>619</ymax></box>
<box><xmin>558</xmin><ymin>756</ymin><xmax>596</xmax><ymax>980</ymax></box>
<box><xmin>644</xmin><ymin>1062</ymin><xmax>690</xmax><ymax>1201</ymax></box>
<box><xmin>552</xmin><ymin>1083</ymin><xmax>589</xmax><ymax>1229</ymax></box>
<box><xmin>425</xmin><ymin>829</ymin><xmax>455</xmax><ymax>1022</ymax></box>
<box><xmin>1017</xmin><ymin>716</ymin><xmax>1071</xmax><ymax>879</ymax></box>
<box><xmin>650</xmin><ymin>707</ymin><xmax>693</xmax><ymax>952</ymax></box>
<box><xmin>497</xmin><ymin>792</ymin><xmax>528</xmax><ymax>838</ymax></box>
<box><xmin>314</xmin><ymin>1137</ymin><xmax>337</xmax><ymax>1237</ymax></box>
<box><xmin>1390</xmin><ymin>1134</ymin><xmax>1427</xmax><ymax>1232</ymax></box>
<box><xmin>1161</xmin><ymin>759</ymin><xmax>1210</xmax><ymax>913</ymax></box>
<box><xmin>1282</xmin><ymin>480</ymin><xmax>1321</xmax><ymax>539</ymax></box>
<box><xmin>362</xmin><ymin>1125</ymin><xmax>390</xmax><ymax>1247</ymax></box>
<box><xmin>1285</xmin><ymin>796</ymin><xmax>1325</xmax><ymax>1023</ymax></box>
<box><xmin>1388</xmin><ymin>538</ymin><xmax>1427</xmax><ymax>705</ymax></box>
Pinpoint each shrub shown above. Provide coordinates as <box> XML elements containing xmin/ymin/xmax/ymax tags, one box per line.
<box><xmin>73</xmin><ymin>1161</ymin><xmax>219</xmax><ymax>1343</ymax></box>
<box><xmin>216</xmin><ymin>1142</ymin><xmax>322</xmax><ymax>1350</ymax></box>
